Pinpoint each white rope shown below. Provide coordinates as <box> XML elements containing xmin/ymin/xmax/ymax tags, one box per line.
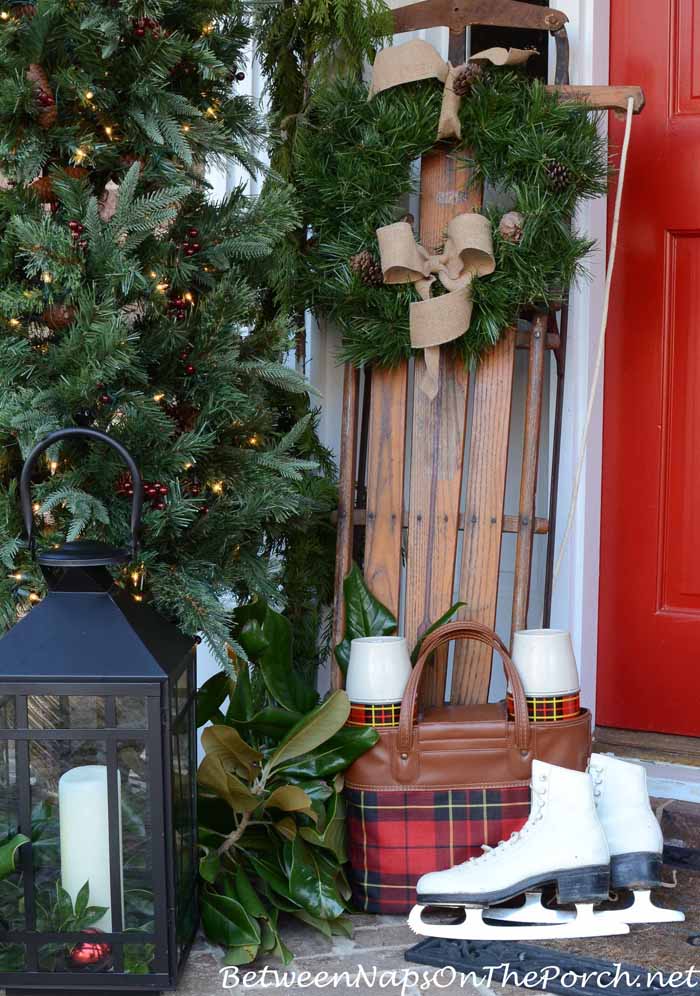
<box><xmin>552</xmin><ymin>96</ymin><xmax>636</xmax><ymax>588</ymax></box>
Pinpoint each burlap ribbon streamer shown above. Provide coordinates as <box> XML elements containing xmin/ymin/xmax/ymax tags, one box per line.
<box><xmin>377</xmin><ymin>215</ymin><xmax>495</xmax><ymax>396</ymax></box>
<box><xmin>370</xmin><ymin>40</ymin><xmax>536</xmax><ymax>141</ymax></box>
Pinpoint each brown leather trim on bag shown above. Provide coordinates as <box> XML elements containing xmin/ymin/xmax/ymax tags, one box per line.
<box><xmin>397</xmin><ymin>621</ymin><xmax>530</xmax><ymax>757</ymax></box>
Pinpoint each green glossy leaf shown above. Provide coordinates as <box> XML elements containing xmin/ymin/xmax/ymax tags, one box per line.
<box><xmin>227</xmin><ymin>659</ymin><xmax>255</xmax><ymax>724</ymax></box>
<box><xmin>283</xmin><ymin>836</ymin><xmax>345</xmax><ymax>920</ymax></box>
<box><xmin>410</xmin><ymin>601</ymin><xmax>467</xmax><ymax>663</ymax></box>
<box><xmin>196</xmin><ymin>672</ymin><xmax>231</xmax><ymax>728</ymax></box>
<box><xmin>55</xmin><ymin>882</ymin><xmax>73</xmax><ymax>927</ymax></box>
<box><xmin>201</xmin><ymin>889</ymin><xmax>261</xmax><ymax>949</ymax></box>
<box><xmin>299</xmin><ymin>792</ymin><xmax>347</xmax><ymax>862</ymax></box>
<box><xmin>256</xmin><ymin>605</ymin><xmax>317</xmax><ymax>713</ymax></box>
<box><xmin>232</xmin><ymin>866</ymin><xmax>267</xmax><ymax>919</ymax></box>
<box><xmin>74</xmin><ymin>880</ymin><xmax>89</xmax><ymax>920</ymax></box>
<box><xmin>232</xmin><ymin>707</ymin><xmax>303</xmax><ymax>738</ymax></box>
<box><xmin>239</xmin><ymin>619</ymin><xmax>270</xmax><ymax>658</ymax></box>
<box><xmin>223</xmin><ymin>943</ymin><xmax>260</xmax><ymax>966</ymax></box>
<box><xmin>0</xmin><ymin>833</ymin><xmax>28</xmax><ymax>879</ymax></box>
<box><xmin>334</xmin><ymin>563</ymin><xmax>397</xmax><ymax>674</ymax></box>
<box><xmin>279</xmin><ymin>725</ymin><xmax>379</xmax><ymax>779</ymax></box>
<box><xmin>199</xmin><ymin>848</ymin><xmax>221</xmax><ymax>885</ymax></box>
<box><xmin>268</xmin><ymin>691</ymin><xmax>350</xmax><ymax>770</ymax></box>
<box><xmin>247</xmin><ymin>854</ymin><xmax>301</xmax><ymax>910</ymax></box>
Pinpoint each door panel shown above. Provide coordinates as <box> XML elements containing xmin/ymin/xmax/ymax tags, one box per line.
<box><xmin>598</xmin><ymin>0</ymin><xmax>700</xmax><ymax>735</ymax></box>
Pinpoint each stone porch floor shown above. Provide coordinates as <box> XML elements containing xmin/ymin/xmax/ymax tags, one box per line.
<box><xmin>3</xmin><ymin>800</ymin><xmax>698</xmax><ymax>996</ymax></box>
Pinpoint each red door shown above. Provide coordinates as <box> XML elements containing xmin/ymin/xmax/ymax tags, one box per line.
<box><xmin>598</xmin><ymin>0</ymin><xmax>700</xmax><ymax>735</ymax></box>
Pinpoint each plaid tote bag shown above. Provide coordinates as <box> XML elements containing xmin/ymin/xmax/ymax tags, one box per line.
<box><xmin>344</xmin><ymin>620</ymin><xmax>592</xmax><ymax>914</ymax></box>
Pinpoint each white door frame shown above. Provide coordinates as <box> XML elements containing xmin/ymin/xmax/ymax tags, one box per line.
<box><xmin>547</xmin><ymin>0</ymin><xmax>610</xmax><ymax>718</ymax></box>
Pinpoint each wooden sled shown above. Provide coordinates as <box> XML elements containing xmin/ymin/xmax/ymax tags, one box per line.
<box><xmin>331</xmin><ymin>0</ymin><xmax>644</xmax><ymax>707</ymax></box>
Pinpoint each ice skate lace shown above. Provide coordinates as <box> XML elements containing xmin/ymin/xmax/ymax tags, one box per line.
<box><xmin>589</xmin><ymin>763</ymin><xmax>604</xmax><ymax>801</ymax></box>
<box><xmin>463</xmin><ymin>773</ymin><xmax>549</xmax><ymax>866</ymax></box>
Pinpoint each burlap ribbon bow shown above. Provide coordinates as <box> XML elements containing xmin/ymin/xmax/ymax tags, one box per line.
<box><xmin>377</xmin><ymin>215</ymin><xmax>495</xmax><ymax>397</ymax></box>
<box><xmin>370</xmin><ymin>39</ymin><xmax>536</xmax><ymax>142</ymax></box>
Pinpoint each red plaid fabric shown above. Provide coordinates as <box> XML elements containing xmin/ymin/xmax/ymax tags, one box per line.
<box><xmin>506</xmin><ymin>691</ymin><xmax>580</xmax><ymax>722</ymax></box>
<box><xmin>345</xmin><ymin>784</ymin><xmax>531</xmax><ymax>913</ymax></box>
<box><xmin>347</xmin><ymin>701</ymin><xmax>402</xmax><ymax>728</ymax></box>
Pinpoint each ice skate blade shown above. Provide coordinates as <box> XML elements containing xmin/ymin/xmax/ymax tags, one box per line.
<box><xmin>408</xmin><ymin>903</ymin><xmax>629</xmax><ymax>941</ymax></box>
<box><xmin>485</xmin><ymin>892</ymin><xmax>571</xmax><ymax>925</ymax></box>
<box><xmin>596</xmin><ymin>891</ymin><xmax>685</xmax><ymax>925</ymax></box>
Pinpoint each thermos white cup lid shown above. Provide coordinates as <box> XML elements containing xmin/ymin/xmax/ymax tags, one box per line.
<box><xmin>511</xmin><ymin>628</ymin><xmax>579</xmax><ymax>696</ymax></box>
<box><xmin>345</xmin><ymin>636</ymin><xmax>412</xmax><ymax>704</ymax></box>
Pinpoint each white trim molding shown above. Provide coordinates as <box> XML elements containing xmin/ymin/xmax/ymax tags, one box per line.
<box><xmin>548</xmin><ymin>0</ymin><xmax>610</xmax><ymax>720</ymax></box>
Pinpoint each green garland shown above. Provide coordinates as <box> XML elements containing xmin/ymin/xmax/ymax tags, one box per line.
<box><xmin>287</xmin><ymin>67</ymin><xmax>609</xmax><ymax>365</ymax></box>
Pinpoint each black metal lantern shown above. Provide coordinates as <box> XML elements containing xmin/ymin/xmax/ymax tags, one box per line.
<box><xmin>0</xmin><ymin>429</ymin><xmax>198</xmax><ymax>995</ymax></box>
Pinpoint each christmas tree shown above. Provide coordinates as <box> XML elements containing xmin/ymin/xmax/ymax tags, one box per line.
<box><xmin>0</xmin><ymin>0</ymin><xmax>336</xmax><ymax>666</ymax></box>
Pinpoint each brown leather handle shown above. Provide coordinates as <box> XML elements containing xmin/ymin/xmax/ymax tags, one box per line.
<box><xmin>397</xmin><ymin>620</ymin><xmax>531</xmax><ymax>756</ymax></box>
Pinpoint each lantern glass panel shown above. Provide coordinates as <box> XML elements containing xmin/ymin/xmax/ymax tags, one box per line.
<box><xmin>28</xmin><ymin>694</ymin><xmax>105</xmax><ymax>729</ymax></box>
<box><xmin>118</xmin><ymin>740</ymin><xmax>156</xmax><ymax>937</ymax></box>
<box><xmin>116</xmin><ymin>696</ymin><xmax>148</xmax><ymax>729</ymax></box>
<box><xmin>0</xmin><ymin>693</ymin><xmax>15</xmax><ymax>729</ymax></box>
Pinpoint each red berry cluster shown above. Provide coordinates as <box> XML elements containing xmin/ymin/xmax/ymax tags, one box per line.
<box><xmin>168</xmin><ymin>295</ymin><xmax>188</xmax><ymax>321</ymax></box>
<box><xmin>68</xmin><ymin>219</ymin><xmax>88</xmax><ymax>252</ymax></box>
<box><xmin>116</xmin><ymin>472</ymin><xmax>168</xmax><ymax>510</ymax></box>
<box><xmin>132</xmin><ymin>16</ymin><xmax>160</xmax><ymax>38</ymax></box>
<box><xmin>179</xmin><ymin>348</ymin><xmax>196</xmax><ymax>376</ymax></box>
<box><xmin>182</xmin><ymin>228</ymin><xmax>201</xmax><ymax>257</ymax></box>
<box><xmin>37</xmin><ymin>89</ymin><xmax>55</xmax><ymax>108</ymax></box>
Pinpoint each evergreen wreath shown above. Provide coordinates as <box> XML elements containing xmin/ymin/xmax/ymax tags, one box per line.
<box><xmin>288</xmin><ymin>66</ymin><xmax>609</xmax><ymax>365</ymax></box>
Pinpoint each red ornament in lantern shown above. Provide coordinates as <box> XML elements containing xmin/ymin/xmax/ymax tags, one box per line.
<box><xmin>68</xmin><ymin>929</ymin><xmax>112</xmax><ymax>970</ymax></box>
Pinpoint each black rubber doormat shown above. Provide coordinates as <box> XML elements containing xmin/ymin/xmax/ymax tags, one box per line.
<box><xmin>405</xmin><ymin>938</ymin><xmax>700</xmax><ymax>995</ymax></box>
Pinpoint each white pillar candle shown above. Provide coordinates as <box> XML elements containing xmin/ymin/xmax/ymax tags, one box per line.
<box><xmin>58</xmin><ymin>765</ymin><xmax>123</xmax><ymax>931</ymax></box>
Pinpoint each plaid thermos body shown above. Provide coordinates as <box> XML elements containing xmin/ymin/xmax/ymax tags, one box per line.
<box><xmin>506</xmin><ymin>690</ymin><xmax>581</xmax><ymax>722</ymax></box>
<box><xmin>345</xmin><ymin>784</ymin><xmax>531</xmax><ymax>913</ymax></box>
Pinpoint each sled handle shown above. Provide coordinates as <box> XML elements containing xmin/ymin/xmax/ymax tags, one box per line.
<box><xmin>20</xmin><ymin>427</ymin><xmax>144</xmax><ymax>561</ymax></box>
<box><xmin>397</xmin><ymin>620</ymin><xmax>530</xmax><ymax>755</ymax></box>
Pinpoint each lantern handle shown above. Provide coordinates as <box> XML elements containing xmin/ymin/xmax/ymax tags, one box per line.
<box><xmin>20</xmin><ymin>428</ymin><xmax>144</xmax><ymax>561</ymax></box>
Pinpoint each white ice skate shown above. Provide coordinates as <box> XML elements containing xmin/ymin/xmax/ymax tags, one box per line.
<box><xmin>487</xmin><ymin>753</ymin><xmax>685</xmax><ymax>928</ymax></box>
<box><xmin>409</xmin><ymin>760</ymin><xmax>629</xmax><ymax>941</ymax></box>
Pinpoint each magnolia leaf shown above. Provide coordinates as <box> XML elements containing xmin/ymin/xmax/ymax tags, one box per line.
<box><xmin>274</xmin><ymin>817</ymin><xmax>297</xmax><ymax>841</ymax></box>
<box><xmin>0</xmin><ymin>833</ymin><xmax>29</xmax><ymax>879</ymax></box>
<box><xmin>200</xmin><ymin>725</ymin><xmax>262</xmax><ymax>778</ymax></box>
<box><xmin>335</xmin><ymin>563</ymin><xmax>397</xmax><ymax>674</ymax></box>
<box><xmin>279</xmin><ymin>725</ymin><xmax>378</xmax><ymax>780</ymax></box>
<box><xmin>283</xmin><ymin>836</ymin><xmax>346</xmax><ymax>920</ymax></box>
<box><xmin>199</xmin><ymin>848</ymin><xmax>221</xmax><ymax>885</ymax></box>
<box><xmin>196</xmin><ymin>672</ymin><xmax>231</xmax><ymax>728</ymax></box>
<box><xmin>232</xmin><ymin>867</ymin><xmax>267</xmax><ymax>919</ymax></box>
<box><xmin>264</xmin><ymin>785</ymin><xmax>313</xmax><ymax>813</ymax></box>
<box><xmin>197</xmin><ymin>756</ymin><xmax>260</xmax><ymax>813</ymax></box>
<box><xmin>267</xmin><ymin>691</ymin><xmax>350</xmax><ymax>770</ymax></box>
<box><xmin>201</xmin><ymin>889</ymin><xmax>261</xmax><ymax>950</ymax></box>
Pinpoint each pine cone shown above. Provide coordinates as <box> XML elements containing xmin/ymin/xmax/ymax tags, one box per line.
<box><xmin>27</xmin><ymin>64</ymin><xmax>57</xmax><ymax>129</ymax></box>
<box><xmin>10</xmin><ymin>2</ymin><xmax>36</xmax><ymax>17</ymax></box>
<box><xmin>43</xmin><ymin>305</ymin><xmax>75</xmax><ymax>331</ymax></box>
<box><xmin>350</xmin><ymin>249</ymin><xmax>383</xmax><ymax>288</ymax></box>
<box><xmin>545</xmin><ymin>160</ymin><xmax>574</xmax><ymax>193</ymax></box>
<box><xmin>452</xmin><ymin>61</ymin><xmax>484</xmax><ymax>98</ymax></box>
<box><xmin>499</xmin><ymin>211</ymin><xmax>525</xmax><ymax>244</ymax></box>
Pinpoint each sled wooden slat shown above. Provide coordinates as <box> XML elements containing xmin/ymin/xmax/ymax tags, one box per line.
<box><xmin>405</xmin><ymin>351</ymin><xmax>470</xmax><ymax>707</ymax></box>
<box><xmin>392</xmin><ymin>0</ymin><xmax>568</xmax><ymax>35</ymax></box>
<box><xmin>511</xmin><ymin>315</ymin><xmax>547</xmax><ymax>637</ymax></box>
<box><xmin>402</xmin><ymin>141</ymin><xmax>481</xmax><ymax>708</ymax></box>
<box><xmin>452</xmin><ymin>328</ymin><xmax>517</xmax><ymax>704</ymax></box>
<box><xmin>363</xmin><ymin>365</ymin><xmax>409</xmax><ymax>619</ymax></box>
